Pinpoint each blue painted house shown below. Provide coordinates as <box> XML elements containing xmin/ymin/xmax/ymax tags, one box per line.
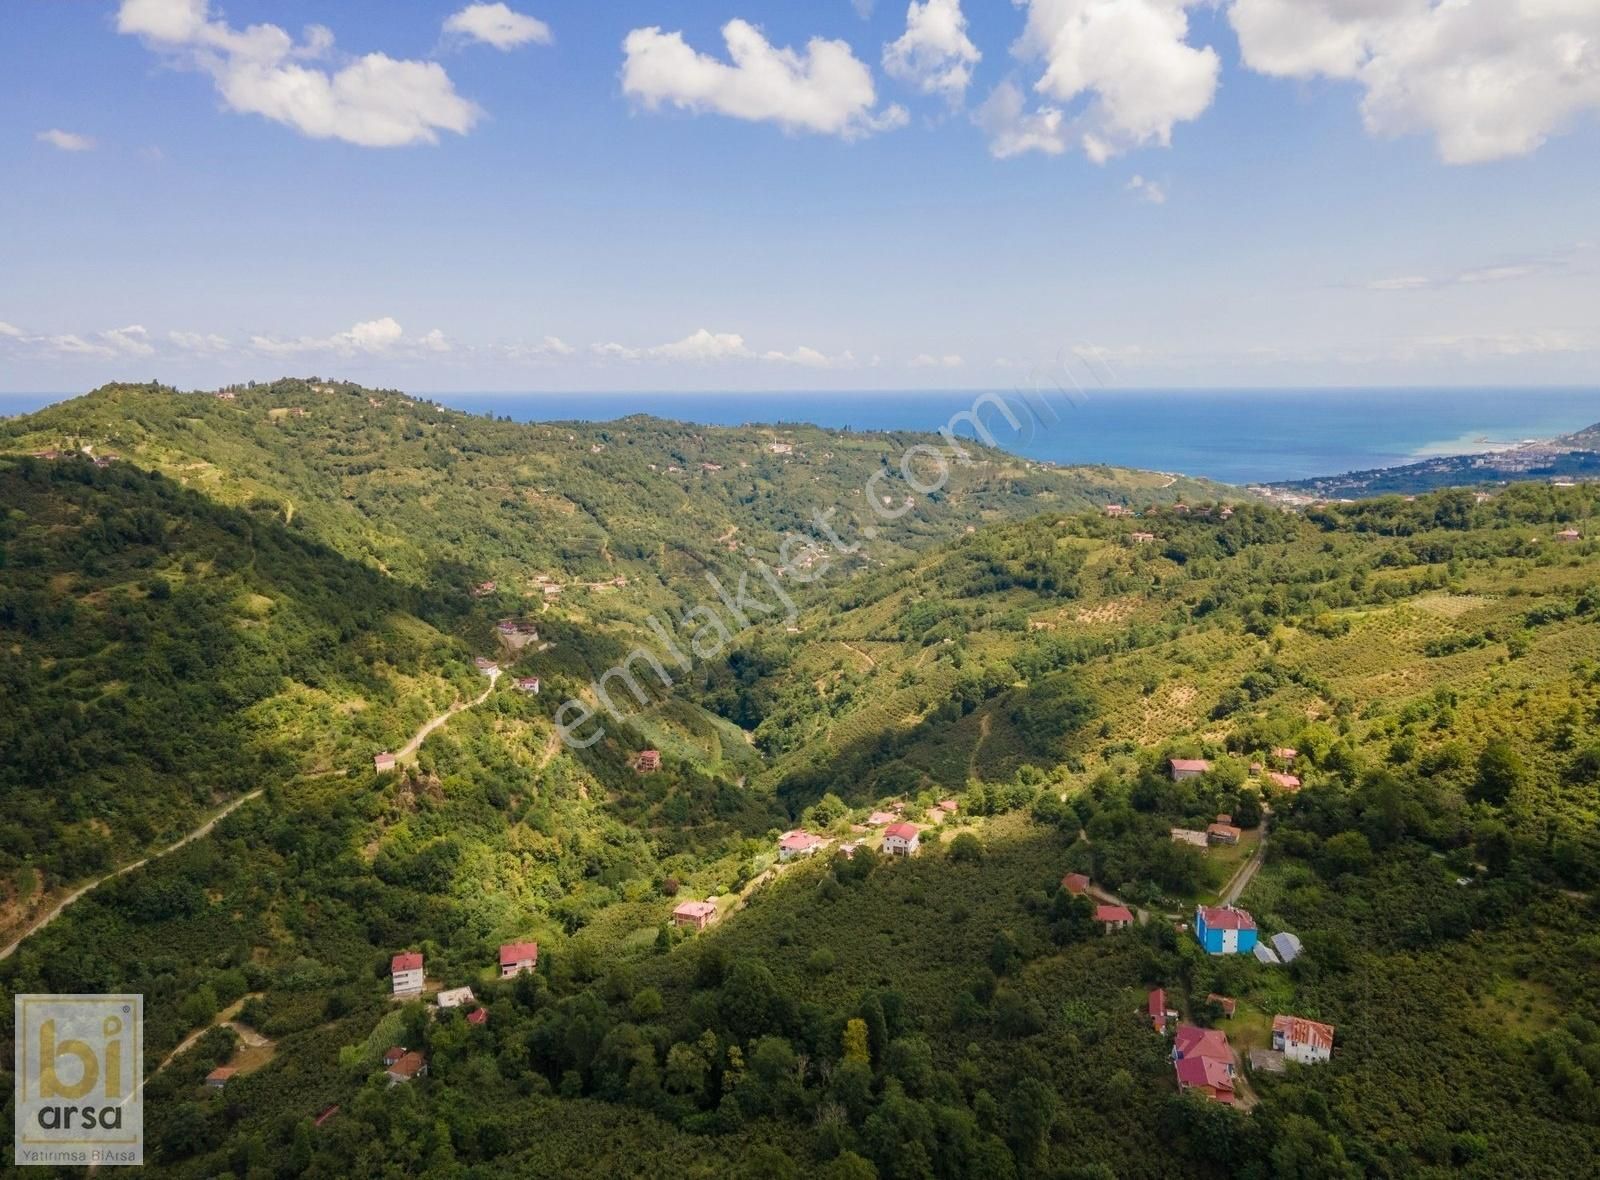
<box><xmin>1195</xmin><ymin>905</ymin><xmax>1258</xmax><ymax>955</ymax></box>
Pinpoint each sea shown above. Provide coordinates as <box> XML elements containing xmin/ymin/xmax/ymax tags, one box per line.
<box><xmin>5</xmin><ymin>387</ymin><xmax>1598</xmax><ymax>487</ymax></box>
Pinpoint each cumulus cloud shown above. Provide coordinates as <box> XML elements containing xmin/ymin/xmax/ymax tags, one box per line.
<box><xmin>443</xmin><ymin>4</ymin><xmax>552</xmax><ymax>51</ymax></box>
<box><xmin>883</xmin><ymin>0</ymin><xmax>981</xmax><ymax>105</ymax></box>
<box><xmin>116</xmin><ymin>0</ymin><xmax>478</xmax><ymax>147</ymax></box>
<box><xmin>974</xmin><ymin>80</ymin><xmax>1068</xmax><ymax>158</ymax></box>
<box><xmin>249</xmin><ymin>316</ymin><xmax>443</xmax><ymax>356</ymax></box>
<box><xmin>169</xmin><ymin>330</ymin><xmax>231</xmax><ymax>352</ymax></box>
<box><xmin>651</xmin><ymin>329</ymin><xmax>752</xmax><ymax>362</ymax></box>
<box><xmin>622</xmin><ymin>20</ymin><xmax>908</xmax><ymax>138</ymax></box>
<box><xmin>1126</xmin><ymin>174</ymin><xmax>1166</xmax><ymax>203</ymax></box>
<box><xmin>0</xmin><ymin>321</ymin><xmax>23</xmax><ymax>338</ymax></box>
<box><xmin>1229</xmin><ymin>0</ymin><xmax>1600</xmax><ymax>163</ymax></box>
<box><xmin>911</xmin><ymin>352</ymin><xmax>964</xmax><ymax>368</ymax></box>
<box><xmin>1009</xmin><ymin>0</ymin><xmax>1219</xmax><ymax>160</ymax></box>
<box><xmin>103</xmin><ymin>325</ymin><xmax>156</xmax><ymax>356</ymax></box>
<box><xmin>591</xmin><ymin>329</ymin><xmax>849</xmax><ymax>366</ymax></box>
<box><xmin>37</xmin><ymin>129</ymin><xmax>97</xmax><ymax>151</ymax></box>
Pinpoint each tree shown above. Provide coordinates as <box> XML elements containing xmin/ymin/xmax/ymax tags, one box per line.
<box><xmin>949</xmin><ymin>832</ymin><xmax>984</xmax><ymax>864</ymax></box>
<box><xmin>1471</xmin><ymin>739</ymin><xmax>1524</xmax><ymax>806</ymax></box>
<box><xmin>842</xmin><ymin>1018</ymin><xmax>871</xmax><ymax>1066</ymax></box>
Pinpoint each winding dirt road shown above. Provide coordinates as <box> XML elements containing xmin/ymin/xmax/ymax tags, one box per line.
<box><xmin>1</xmin><ymin>670</ymin><xmax>502</xmax><ymax>961</ymax></box>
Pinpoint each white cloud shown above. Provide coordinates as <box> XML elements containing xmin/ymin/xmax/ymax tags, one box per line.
<box><xmin>1367</xmin><ymin>250</ymin><xmax>1576</xmax><ymax>291</ymax></box>
<box><xmin>103</xmin><ymin>325</ymin><xmax>156</xmax><ymax>356</ymax></box>
<box><xmin>1011</xmin><ymin>0</ymin><xmax>1219</xmax><ymax>160</ymax></box>
<box><xmin>589</xmin><ymin>329</ymin><xmax>852</xmax><ymax>367</ymax></box>
<box><xmin>975</xmin><ymin>80</ymin><xmax>1068</xmax><ymax>158</ymax></box>
<box><xmin>117</xmin><ymin>0</ymin><xmax>478</xmax><ymax>147</ymax></box>
<box><xmin>1404</xmin><ymin>330</ymin><xmax>1590</xmax><ymax>359</ymax></box>
<box><xmin>911</xmin><ymin>352</ymin><xmax>964</xmax><ymax>368</ymax></box>
<box><xmin>1126</xmin><ymin>174</ymin><xmax>1166</xmax><ymax>203</ymax></box>
<box><xmin>249</xmin><ymin>316</ymin><xmax>440</xmax><ymax>356</ymax></box>
<box><xmin>763</xmin><ymin>345</ymin><xmax>855</xmax><ymax>368</ymax></box>
<box><xmin>37</xmin><ymin>129</ymin><xmax>97</xmax><ymax>152</ymax></box>
<box><xmin>1230</xmin><ymin>0</ymin><xmax>1600</xmax><ymax>164</ymax></box>
<box><xmin>652</xmin><ymin>328</ymin><xmax>751</xmax><ymax>362</ymax></box>
<box><xmin>883</xmin><ymin>0</ymin><xmax>981</xmax><ymax>106</ymax></box>
<box><xmin>622</xmin><ymin>20</ymin><xmax>908</xmax><ymax>138</ymax></box>
<box><xmin>44</xmin><ymin>334</ymin><xmax>115</xmax><ymax>358</ymax></box>
<box><xmin>169</xmin><ymin>330</ymin><xmax>231</xmax><ymax>352</ymax></box>
<box><xmin>1367</xmin><ymin>275</ymin><xmax>1431</xmax><ymax>291</ymax></box>
<box><xmin>0</xmin><ymin>321</ymin><xmax>23</xmax><ymax>338</ymax></box>
<box><xmin>444</xmin><ymin>4</ymin><xmax>552</xmax><ymax>51</ymax></box>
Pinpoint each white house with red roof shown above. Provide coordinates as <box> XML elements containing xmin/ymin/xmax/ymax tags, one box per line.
<box><xmin>882</xmin><ymin>822</ymin><xmax>920</xmax><ymax>857</ymax></box>
<box><xmin>1272</xmin><ymin>1015</ymin><xmax>1335</xmax><ymax>1064</ymax></box>
<box><xmin>391</xmin><ymin>951</ymin><xmax>424</xmax><ymax>997</ymax></box>
<box><xmin>373</xmin><ymin>752</ymin><xmax>397</xmax><ymax>774</ymax></box>
<box><xmin>673</xmin><ymin>900</ymin><xmax>717</xmax><ymax>930</ymax></box>
<box><xmin>514</xmin><ymin>677</ymin><xmax>541</xmax><ymax>694</ymax></box>
<box><xmin>1266</xmin><ymin>771</ymin><xmax>1301</xmax><ymax>791</ymax></box>
<box><xmin>386</xmin><ymin>1050</ymin><xmax>428</xmax><ymax>1085</ymax></box>
<box><xmin>866</xmin><ymin>811</ymin><xmax>897</xmax><ymax>826</ymax></box>
<box><xmin>1172</xmin><ymin>1025</ymin><xmax>1235</xmax><ymax>1103</ymax></box>
<box><xmin>1169</xmin><ymin>758</ymin><xmax>1211</xmax><ymax>781</ymax></box>
<box><xmin>499</xmin><ymin>941</ymin><xmax>539</xmax><ymax>978</ymax></box>
<box><xmin>1096</xmin><ymin>904</ymin><xmax>1134</xmax><ymax>931</ymax></box>
<box><xmin>778</xmin><ymin>830</ymin><xmax>825</xmax><ymax>861</ymax></box>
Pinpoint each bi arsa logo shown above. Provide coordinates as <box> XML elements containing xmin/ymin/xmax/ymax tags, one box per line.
<box><xmin>13</xmin><ymin>994</ymin><xmax>143</xmax><ymax>1168</ymax></box>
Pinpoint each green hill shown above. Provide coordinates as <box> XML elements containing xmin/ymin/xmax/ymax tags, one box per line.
<box><xmin>2</xmin><ymin>389</ymin><xmax>1599</xmax><ymax>1179</ymax></box>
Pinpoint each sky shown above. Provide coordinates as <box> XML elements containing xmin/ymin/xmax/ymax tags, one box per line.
<box><xmin>2</xmin><ymin>0</ymin><xmax>1599</xmax><ymax>394</ymax></box>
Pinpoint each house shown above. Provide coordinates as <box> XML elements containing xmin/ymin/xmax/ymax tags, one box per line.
<box><xmin>1273</xmin><ymin>747</ymin><xmax>1298</xmax><ymax>764</ymax></box>
<box><xmin>499</xmin><ymin>941</ymin><xmax>539</xmax><ymax>978</ymax></box>
<box><xmin>1207</xmin><ymin>823</ymin><xmax>1242</xmax><ymax>846</ymax></box>
<box><xmin>1206</xmin><ymin>993</ymin><xmax>1237</xmax><ymax>1018</ymax></box>
<box><xmin>471</xmin><ymin>580</ymin><xmax>496</xmax><ymax>598</ymax></box>
<box><xmin>314</xmin><ymin>1104</ymin><xmax>340</xmax><ymax>1128</ymax></box>
<box><xmin>382</xmin><ymin>1046</ymin><xmax>408</xmax><ymax>1068</ymax></box>
<box><xmin>936</xmin><ymin>799</ymin><xmax>959</xmax><ymax>814</ymax></box>
<box><xmin>1061</xmin><ymin>872</ymin><xmax>1091</xmax><ymax>896</ymax></box>
<box><xmin>386</xmin><ymin>1051</ymin><xmax>428</xmax><ymax>1085</ymax></box>
<box><xmin>672</xmin><ymin>900</ymin><xmax>717</xmax><ymax>931</ymax></box>
<box><xmin>214</xmin><ymin>390</ymin><xmax>237</xmax><ymax>400</ymax></box>
<box><xmin>882</xmin><ymin>822</ymin><xmax>921</xmax><ymax>857</ymax></box>
<box><xmin>634</xmin><ymin>750</ymin><xmax>661</xmax><ymax>774</ymax></box>
<box><xmin>437</xmin><ymin>986</ymin><xmax>476</xmax><ymax>1010</ymax></box>
<box><xmin>837</xmin><ymin>840</ymin><xmax>864</xmax><ymax>859</ymax></box>
<box><xmin>1194</xmin><ymin>905</ymin><xmax>1258</xmax><ymax>955</ymax></box>
<box><xmin>866</xmin><ymin>811</ymin><xmax>897</xmax><ymax>826</ymax></box>
<box><xmin>1270</xmin><ymin>932</ymin><xmax>1303</xmax><ymax>963</ymax></box>
<box><xmin>1169</xmin><ymin>758</ymin><xmax>1211</xmax><ymax>781</ymax></box>
<box><xmin>373</xmin><ymin>752</ymin><xmax>397</xmax><ymax>774</ymax></box>
<box><xmin>474</xmin><ymin>657</ymin><xmax>499</xmax><ymax>675</ymax></box>
<box><xmin>1266</xmin><ymin>772</ymin><xmax>1301</xmax><ymax>791</ymax></box>
<box><xmin>778</xmin><ymin>830</ymin><xmax>824</xmax><ymax>861</ymax></box>
<box><xmin>1096</xmin><ymin>904</ymin><xmax>1134</xmax><ymax>931</ymax></box>
<box><xmin>514</xmin><ymin>677</ymin><xmax>541</xmax><ymax>694</ymax></box>
<box><xmin>1148</xmin><ymin>988</ymin><xmax>1171</xmax><ymax>1033</ymax></box>
<box><xmin>1131</xmin><ymin>531</ymin><xmax>1156</xmax><ymax>543</ymax></box>
<box><xmin>1172</xmin><ymin>503</ymin><xmax>1191</xmax><ymax>514</ymax></box>
<box><xmin>1474</xmin><ymin>492</ymin><xmax>1493</xmax><ymax>504</ymax></box>
<box><xmin>466</xmin><ymin>1007</ymin><xmax>488</xmax><ymax>1026</ymax></box>
<box><xmin>1170</xmin><ymin>828</ymin><xmax>1210</xmax><ymax>848</ymax></box>
<box><xmin>1272</xmin><ymin>1015</ymin><xmax>1335</xmax><ymax>1064</ymax></box>
<box><xmin>205</xmin><ymin>1066</ymin><xmax>237</xmax><ymax>1089</ymax></box>
<box><xmin>391</xmin><ymin>951</ymin><xmax>424</xmax><ymax>996</ymax></box>
<box><xmin>1172</xmin><ymin>1025</ymin><xmax>1235</xmax><ymax>1103</ymax></box>
<box><xmin>542</xmin><ymin>583</ymin><xmax>563</xmax><ymax>597</ymax></box>
<box><xmin>1105</xmin><ymin>504</ymin><xmax>1129</xmax><ymax>518</ymax></box>
<box><xmin>1557</xmin><ymin>529</ymin><xmax>1583</xmax><ymax>542</ymax></box>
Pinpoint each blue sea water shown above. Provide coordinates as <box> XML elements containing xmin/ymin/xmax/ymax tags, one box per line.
<box><xmin>6</xmin><ymin>387</ymin><xmax>1598</xmax><ymax>486</ymax></box>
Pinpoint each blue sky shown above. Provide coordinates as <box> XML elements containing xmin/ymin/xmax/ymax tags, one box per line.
<box><xmin>3</xmin><ymin>0</ymin><xmax>1599</xmax><ymax>393</ymax></box>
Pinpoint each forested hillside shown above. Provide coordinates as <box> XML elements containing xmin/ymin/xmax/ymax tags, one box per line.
<box><xmin>1</xmin><ymin>389</ymin><xmax>1599</xmax><ymax>1179</ymax></box>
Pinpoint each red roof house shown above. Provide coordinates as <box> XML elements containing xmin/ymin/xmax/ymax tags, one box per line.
<box><xmin>1169</xmin><ymin>758</ymin><xmax>1211</xmax><ymax>781</ymax></box>
<box><xmin>882</xmin><ymin>822</ymin><xmax>921</xmax><ymax>857</ymax></box>
<box><xmin>866</xmin><ymin>811</ymin><xmax>897</xmax><ymax>826</ymax></box>
<box><xmin>383</xmin><ymin>1046</ymin><xmax>408</xmax><ymax>1067</ymax></box>
<box><xmin>634</xmin><ymin>750</ymin><xmax>661</xmax><ymax>774</ymax></box>
<box><xmin>373</xmin><ymin>752</ymin><xmax>397</xmax><ymax>774</ymax></box>
<box><xmin>1206</xmin><ymin>823</ymin><xmax>1242</xmax><ymax>845</ymax></box>
<box><xmin>778</xmin><ymin>830</ymin><xmax>825</xmax><ymax>860</ymax></box>
<box><xmin>1172</xmin><ymin>1024</ymin><xmax>1236</xmax><ymax>1103</ymax></box>
<box><xmin>386</xmin><ymin>1051</ymin><xmax>428</xmax><ymax>1084</ymax></box>
<box><xmin>1206</xmin><ymin>993</ymin><xmax>1237</xmax><ymax>1017</ymax></box>
<box><xmin>466</xmin><ymin>1007</ymin><xmax>489</xmax><ymax>1026</ymax></box>
<box><xmin>1266</xmin><ymin>772</ymin><xmax>1301</xmax><ymax>791</ymax></box>
<box><xmin>205</xmin><ymin>1066</ymin><xmax>237</xmax><ymax>1089</ymax></box>
<box><xmin>1096</xmin><ymin>904</ymin><xmax>1134</xmax><ymax>930</ymax></box>
<box><xmin>1148</xmin><ymin>988</ymin><xmax>1170</xmax><ymax>1032</ymax></box>
<box><xmin>673</xmin><ymin>900</ymin><xmax>717</xmax><ymax>930</ymax></box>
<box><xmin>499</xmin><ymin>941</ymin><xmax>539</xmax><ymax>978</ymax></box>
<box><xmin>1061</xmin><ymin>872</ymin><xmax>1090</xmax><ymax>896</ymax></box>
<box><xmin>1272</xmin><ymin>1015</ymin><xmax>1336</xmax><ymax>1064</ymax></box>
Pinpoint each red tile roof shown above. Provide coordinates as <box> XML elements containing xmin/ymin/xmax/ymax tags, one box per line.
<box><xmin>1170</xmin><ymin>758</ymin><xmax>1211</xmax><ymax>774</ymax></box>
<box><xmin>1096</xmin><ymin>904</ymin><xmax>1134</xmax><ymax>923</ymax></box>
<box><xmin>673</xmin><ymin>900</ymin><xmax>716</xmax><ymax>918</ymax></box>
<box><xmin>1197</xmin><ymin>905</ymin><xmax>1256</xmax><ymax>931</ymax></box>
<box><xmin>1272</xmin><ymin>1015</ymin><xmax>1335</xmax><ymax>1052</ymax></box>
<box><xmin>1266</xmin><ymin>772</ymin><xmax>1301</xmax><ymax>790</ymax></box>
<box><xmin>779</xmin><ymin>830</ymin><xmax>823</xmax><ymax>851</ymax></box>
<box><xmin>499</xmin><ymin>941</ymin><xmax>538</xmax><ymax>967</ymax></box>
<box><xmin>1174</xmin><ymin>1024</ymin><xmax>1232</xmax><ymax>1061</ymax></box>
<box><xmin>1148</xmin><ymin>988</ymin><xmax>1165</xmax><ymax>1018</ymax></box>
<box><xmin>206</xmin><ymin>1066</ymin><xmax>237</xmax><ymax>1083</ymax></box>
<box><xmin>1174</xmin><ymin>1053</ymin><xmax>1235</xmax><ymax>1095</ymax></box>
<box><xmin>391</xmin><ymin>951</ymin><xmax>423</xmax><ymax>973</ymax></box>
<box><xmin>1207</xmin><ymin>993</ymin><xmax>1237</xmax><ymax>1017</ymax></box>
<box><xmin>383</xmin><ymin>1046</ymin><xmax>407</xmax><ymax>1065</ymax></box>
<box><xmin>388</xmin><ymin>1051</ymin><xmax>426</xmax><ymax>1080</ymax></box>
<box><xmin>1061</xmin><ymin>872</ymin><xmax>1090</xmax><ymax>895</ymax></box>
<box><xmin>884</xmin><ymin>822</ymin><xmax>919</xmax><ymax>840</ymax></box>
<box><xmin>466</xmin><ymin>1007</ymin><xmax>488</xmax><ymax>1025</ymax></box>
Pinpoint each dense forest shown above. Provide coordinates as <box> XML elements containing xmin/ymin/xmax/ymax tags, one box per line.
<box><xmin>1</xmin><ymin>383</ymin><xmax>1598</xmax><ymax>1178</ymax></box>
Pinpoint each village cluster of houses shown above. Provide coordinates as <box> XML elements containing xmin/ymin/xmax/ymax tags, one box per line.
<box><xmin>376</xmin><ymin>942</ymin><xmax>539</xmax><ymax>1079</ymax></box>
<box><xmin>1169</xmin><ymin>751</ymin><xmax>1302</xmax><ymax>793</ymax></box>
<box><xmin>1149</xmin><ymin>986</ymin><xmax>1335</xmax><ymax>1103</ymax></box>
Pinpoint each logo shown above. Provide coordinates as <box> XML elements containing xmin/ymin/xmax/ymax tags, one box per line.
<box><xmin>13</xmin><ymin>994</ymin><xmax>143</xmax><ymax>1167</ymax></box>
